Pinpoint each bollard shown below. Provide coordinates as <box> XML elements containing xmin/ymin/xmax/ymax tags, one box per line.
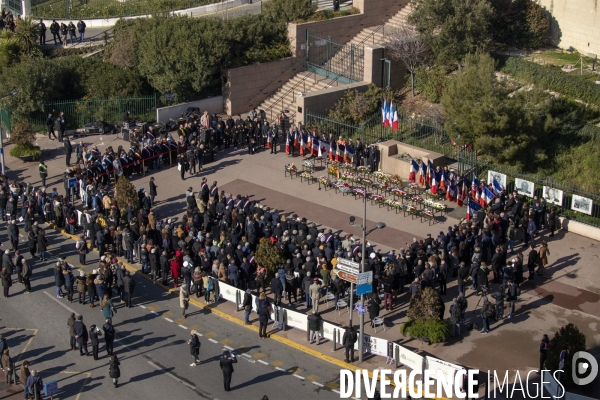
<box><xmin>236</xmin><ymin>291</ymin><xmax>241</xmax><ymax>312</ymax></box>
<box><xmin>307</xmin><ymin>320</ymin><xmax>310</xmax><ymax>342</ymax></box>
<box><xmin>333</xmin><ymin>328</ymin><xmax>337</xmax><ymax>351</ymax></box>
<box><xmin>395</xmin><ymin>344</ymin><xmax>400</xmax><ymax>369</ymax></box>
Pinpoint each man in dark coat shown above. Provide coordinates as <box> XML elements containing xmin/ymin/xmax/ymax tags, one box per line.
<box><xmin>64</xmin><ymin>137</ymin><xmax>72</xmax><ymax>166</ymax></box>
<box><xmin>149</xmin><ymin>177</ymin><xmax>158</xmax><ymax>206</ymax></box>
<box><xmin>219</xmin><ymin>351</ymin><xmax>238</xmax><ymax>392</ymax></box>
<box><xmin>122</xmin><ymin>271</ymin><xmax>135</xmax><ymax>308</ymax></box>
<box><xmin>102</xmin><ymin>319</ymin><xmax>115</xmax><ymax>356</ymax></box>
<box><xmin>73</xmin><ymin>315</ymin><xmax>89</xmax><ymax>356</ymax></box>
<box><xmin>89</xmin><ymin>324</ymin><xmax>101</xmax><ymax>360</ymax></box>
<box><xmin>188</xmin><ymin>330</ymin><xmax>201</xmax><ymax>366</ymax></box>
<box><xmin>342</xmin><ymin>326</ymin><xmax>357</xmax><ymax>363</ymax></box>
<box><xmin>270</xmin><ymin>273</ymin><xmax>283</xmax><ymax>306</ymax></box>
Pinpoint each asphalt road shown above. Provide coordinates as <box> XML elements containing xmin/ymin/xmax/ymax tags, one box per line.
<box><xmin>0</xmin><ymin>225</ymin><xmax>352</xmax><ymax>399</ymax></box>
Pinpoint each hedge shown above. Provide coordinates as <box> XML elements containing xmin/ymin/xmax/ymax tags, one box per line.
<box><xmin>501</xmin><ymin>57</ymin><xmax>600</xmax><ymax>106</ymax></box>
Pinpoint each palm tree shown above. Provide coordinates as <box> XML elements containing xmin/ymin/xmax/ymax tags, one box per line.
<box><xmin>13</xmin><ymin>17</ymin><xmax>40</xmax><ymax>56</ymax></box>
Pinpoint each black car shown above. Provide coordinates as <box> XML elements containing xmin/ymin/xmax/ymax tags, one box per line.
<box><xmin>82</xmin><ymin>120</ymin><xmax>117</xmax><ymax>135</ymax></box>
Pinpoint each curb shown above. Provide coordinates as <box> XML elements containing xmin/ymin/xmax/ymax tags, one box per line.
<box><xmin>47</xmin><ymin>223</ymin><xmax>449</xmax><ymax>399</ymax></box>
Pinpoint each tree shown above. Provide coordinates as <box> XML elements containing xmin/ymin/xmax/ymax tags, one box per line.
<box><xmin>114</xmin><ymin>175</ymin><xmax>139</xmax><ymax>213</ymax></box>
<box><xmin>545</xmin><ymin>323</ymin><xmax>586</xmax><ymax>387</ymax></box>
<box><xmin>490</xmin><ymin>0</ymin><xmax>549</xmax><ymax>48</ymax></box>
<box><xmin>400</xmin><ymin>286</ymin><xmax>450</xmax><ymax>343</ymax></box>
<box><xmin>262</xmin><ymin>0</ymin><xmax>316</xmax><ymax>23</ymax></box>
<box><xmin>13</xmin><ymin>17</ymin><xmax>41</xmax><ymax>57</ymax></box>
<box><xmin>255</xmin><ymin>238</ymin><xmax>286</xmax><ymax>281</ymax></box>
<box><xmin>385</xmin><ymin>25</ymin><xmax>429</xmax><ymax>97</ymax></box>
<box><xmin>409</xmin><ymin>0</ymin><xmax>493</xmax><ymax>67</ymax></box>
<box><xmin>328</xmin><ymin>83</ymin><xmax>394</xmax><ymax>125</ymax></box>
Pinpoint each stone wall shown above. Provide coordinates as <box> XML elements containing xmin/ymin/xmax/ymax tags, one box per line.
<box><xmin>223</xmin><ymin>57</ymin><xmax>304</xmax><ymax>116</ymax></box>
<box><xmin>539</xmin><ymin>0</ymin><xmax>600</xmax><ymax>56</ymax></box>
<box><xmin>156</xmin><ymin>96</ymin><xmax>223</xmax><ymax>122</ymax></box>
<box><xmin>296</xmin><ymin>82</ymin><xmax>370</xmax><ymax>124</ymax></box>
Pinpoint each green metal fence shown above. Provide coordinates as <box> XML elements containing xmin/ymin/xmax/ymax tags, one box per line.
<box><xmin>24</xmin><ymin>95</ymin><xmax>158</xmax><ymax>132</ymax></box>
<box><xmin>31</xmin><ymin>0</ymin><xmax>218</xmax><ymax>19</ymax></box>
<box><xmin>306</xmin><ymin>109</ymin><xmax>600</xmax><ymax>227</ymax></box>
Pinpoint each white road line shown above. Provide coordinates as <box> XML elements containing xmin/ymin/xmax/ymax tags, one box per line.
<box><xmin>257</xmin><ymin>360</ymin><xmax>268</xmax><ymax>365</ymax></box>
<box><xmin>179</xmin><ymin>325</ymin><xmax>188</xmax><ymax>329</ymax></box>
<box><xmin>197</xmin><ymin>333</ymin><xmax>203</xmax><ymax>336</ymax></box>
<box><xmin>208</xmin><ymin>338</ymin><xmax>218</xmax><ymax>343</ymax></box>
<box><xmin>43</xmin><ymin>291</ymin><xmax>77</xmax><ymax>314</ymax></box>
<box><xmin>164</xmin><ymin>318</ymin><xmax>173</xmax><ymax>323</ymax></box>
<box><xmin>242</xmin><ymin>354</ymin><xmax>251</xmax><ymax>358</ymax></box>
<box><xmin>151</xmin><ymin>311</ymin><xmax>159</xmax><ymax>315</ymax></box>
<box><xmin>147</xmin><ymin>361</ymin><xmax>195</xmax><ymax>389</ymax></box>
<box><xmin>332</xmin><ymin>389</ymin><xmax>340</xmax><ymax>394</ymax></box>
<box><xmin>223</xmin><ymin>346</ymin><xmax>234</xmax><ymax>350</ymax></box>
<box><xmin>293</xmin><ymin>374</ymin><xmax>305</xmax><ymax>380</ymax></box>
<box><xmin>139</xmin><ymin>305</ymin><xmax>147</xmax><ymax>309</ymax></box>
<box><xmin>275</xmin><ymin>367</ymin><xmax>286</xmax><ymax>372</ymax></box>
<box><xmin>247</xmin><ymin>359</ymin><xmax>256</xmax><ymax>363</ymax></box>
<box><xmin>312</xmin><ymin>382</ymin><xmax>324</xmax><ymax>387</ymax></box>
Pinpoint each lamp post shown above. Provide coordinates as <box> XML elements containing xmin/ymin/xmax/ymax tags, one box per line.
<box><xmin>350</xmin><ymin>188</ymin><xmax>386</xmax><ymax>363</ymax></box>
<box><xmin>0</xmin><ymin>89</ymin><xmax>19</xmax><ymax>175</ymax></box>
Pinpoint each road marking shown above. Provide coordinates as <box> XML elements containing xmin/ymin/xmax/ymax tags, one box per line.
<box><xmin>44</xmin><ymin>291</ymin><xmax>77</xmax><ymax>313</ymax></box>
<box><xmin>287</xmin><ymin>367</ymin><xmax>302</xmax><ymax>374</ymax></box>
<box><xmin>139</xmin><ymin>305</ymin><xmax>147</xmax><ymax>309</ymax></box>
<box><xmin>179</xmin><ymin>325</ymin><xmax>188</xmax><ymax>329</ymax></box>
<box><xmin>151</xmin><ymin>311</ymin><xmax>159</xmax><ymax>315</ymax></box>
<box><xmin>253</xmin><ymin>352</ymin><xmax>266</xmax><ymax>360</ymax></box>
<box><xmin>247</xmin><ymin>359</ymin><xmax>256</xmax><ymax>363</ymax></box>
<box><xmin>204</xmin><ymin>332</ymin><xmax>217</xmax><ymax>339</ymax></box>
<box><xmin>197</xmin><ymin>333</ymin><xmax>203</xmax><ymax>336</ymax></box>
<box><xmin>257</xmin><ymin>360</ymin><xmax>268</xmax><ymax>365</ymax></box>
<box><xmin>163</xmin><ymin>311</ymin><xmax>174</xmax><ymax>318</ymax></box>
<box><xmin>242</xmin><ymin>354</ymin><xmax>251</xmax><ymax>358</ymax></box>
<box><xmin>294</xmin><ymin>374</ymin><xmax>305</xmax><ymax>380</ymax></box>
<box><xmin>312</xmin><ymin>382</ymin><xmax>324</xmax><ymax>387</ymax></box>
<box><xmin>275</xmin><ymin>367</ymin><xmax>286</xmax><ymax>372</ymax></box>
<box><xmin>147</xmin><ymin>360</ymin><xmax>195</xmax><ymax>390</ymax></box>
<box><xmin>306</xmin><ymin>374</ymin><xmax>320</xmax><ymax>382</ymax></box>
<box><xmin>271</xmin><ymin>360</ymin><xmax>283</xmax><ymax>367</ymax></box>
<box><xmin>189</xmin><ymin>325</ymin><xmax>202</xmax><ymax>332</ymax></box>
<box><xmin>3</xmin><ymin>328</ymin><xmax>40</xmax><ymax>363</ymax></box>
<box><xmin>325</xmin><ymin>382</ymin><xmax>340</xmax><ymax>389</ymax></box>
<box><xmin>332</xmin><ymin>389</ymin><xmax>340</xmax><ymax>394</ymax></box>
<box><xmin>223</xmin><ymin>346</ymin><xmax>234</xmax><ymax>350</ymax></box>
<box><xmin>208</xmin><ymin>338</ymin><xmax>218</xmax><ymax>343</ymax></box>
<box><xmin>220</xmin><ymin>338</ymin><xmax>232</xmax><ymax>346</ymax></box>
<box><xmin>147</xmin><ymin>304</ymin><xmax>159</xmax><ymax>311</ymax></box>
<box><xmin>164</xmin><ymin>318</ymin><xmax>174</xmax><ymax>323</ymax></box>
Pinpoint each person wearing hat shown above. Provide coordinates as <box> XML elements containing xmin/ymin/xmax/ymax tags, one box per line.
<box><xmin>219</xmin><ymin>350</ymin><xmax>237</xmax><ymax>392</ymax></box>
<box><xmin>188</xmin><ymin>330</ymin><xmax>201</xmax><ymax>366</ymax></box>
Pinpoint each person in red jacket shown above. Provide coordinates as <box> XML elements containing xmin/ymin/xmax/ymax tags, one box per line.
<box><xmin>171</xmin><ymin>255</ymin><xmax>181</xmax><ymax>288</ymax></box>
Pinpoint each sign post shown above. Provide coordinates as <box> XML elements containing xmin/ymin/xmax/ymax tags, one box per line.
<box><xmin>357</xmin><ymin>271</ymin><xmax>373</xmax><ymax>296</ymax></box>
<box><xmin>68</xmin><ymin>177</ymin><xmax>77</xmax><ymax>205</ymax></box>
<box><xmin>336</xmin><ymin>258</ymin><xmax>359</xmax><ymax>326</ymax></box>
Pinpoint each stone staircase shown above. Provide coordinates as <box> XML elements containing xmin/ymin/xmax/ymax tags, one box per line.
<box><xmin>324</xmin><ymin>3</ymin><xmax>414</xmax><ymax>76</ymax></box>
<box><xmin>258</xmin><ymin>71</ymin><xmax>343</xmax><ymax>123</ymax></box>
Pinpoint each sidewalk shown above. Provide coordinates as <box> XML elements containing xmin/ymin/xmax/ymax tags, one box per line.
<box><xmin>0</xmin><ymin>371</ymin><xmax>24</xmax><ymax>400</ymax></box>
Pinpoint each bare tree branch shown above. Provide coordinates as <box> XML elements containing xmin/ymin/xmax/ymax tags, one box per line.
<box><xmin>385</xmin><ymin>24</ymin><xmax>429</xmax><ymax>96</ymax></box>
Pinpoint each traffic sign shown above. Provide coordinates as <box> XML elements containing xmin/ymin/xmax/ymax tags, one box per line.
<box><xmin>336</xmin><ymin>270</ymin><xmax>358</xmax><ymax>284</ymax></box>
<box><xmin>337</xmin><ymin>258</ymin><xmax>360</xmax><ymax>270</ymax></box>
<box><xmin>356</xmin><ymin>271</ymin><xmax>373</xmax><ymax>296</ymax></box>
<box><xmin>68</xmin><ymin>177</ymin><xmax>78</xmax><ymax>188</ymax></box>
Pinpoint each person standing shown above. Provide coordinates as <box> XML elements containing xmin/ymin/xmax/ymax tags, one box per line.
<box><xmin>76</xmin><ymin>270</ymin><xmax>86</xmax><ymax>304</ymax></box>
<box><xmin>149</xmin><ymin>177</ymin><xmax>157</xmax><ymax>207</ymax></box>
<box><xmin>64</xmin><ymin>138</ymin><xmax>72</xmax><ymax>166</ymax></box>
<box><xmin>242</xmin><ymin>289</ymin><xmax>252</xmax><ymax>325</ymax></box>
<box><xmin>53</xmin><ymin>262</ymin><xmax>65</xmax><ymax>298</ymax></box>
<box><xmin>38</xmin><ymin>20</ymin><xmax>46</xmax><ymax>45</ymax></box>
<box><xmin>219</xmin><ymin>351</ymin><xmax>237</xmax><ymax>392</ymax></box>
<box><xmin>180</xmin><ymin>284</ymin><xmax>189</xmax><ymax>318</ymax></box>
<box><xmin>25</xmin><ymin>370</ymin><xmax>43</xmax><ymax>399</ymax></box>
<box><xmin>38</xmin><ymin>161</ymin><xmax>48</xmax><ymax>187</ymax></box>
<box><xmin>342</xmin><ymin>326</ymin><xmax>357</xmax><ymax>363</ymax></box>
<box><xmin>539</xmin><ymin>334</ymin><xmax>550</xmax><ymax>371</ymax></box>
<box><xmin>505</xmin><ymin>280</ymin><xmax>518</xmax><ymax>319</ymax></box>
<box><xmin>307</xmin><ymin>311</ymin><xmax>323</xmax><ymax>344</ymax></box>
<box><xmin>257</xmin><ymin>298</ymin><xmax>269</xmax><ymax>339</ymax></box>
<box><xmin>89</xmin><ymin>324</ymin><xmax>101</xmax><ymax>360</ymax></box>
<box><xmin>76</xmin><ymin>235</ymin><xmax>88</xmax><ymax>265</ymax></box>
<box><xmin>309</xmin><ymin>278</ymin><xmax>321</xmax><ymax>313</ymax></box>
<box><xmin>68</xmin><ymin>21</ymin><xmax>76</xmax><ymax>44</ymax></box>
<box><xmin>73</xmin><ymin>315</ymin><xmax>89</xmax><ymax>356</ymax></box>
<box><xmin>1</xmin><ymin>349</ymin><xmax>12</xmax><ymax>384</ymax></box>
<box><xmin>109</xmin><ymin>354</ymin><xmax>120</xmax><ymax>388</ymax></box>
<box><xmin>479</xmin><ymin>297</ymin><xmax>493</xmax><ymax>334</ymax></box>
<box><xmin>19</xmin><ymin>360</ymin><xmax>31</xmax><ymax>391</ymax></box>
<box><xmin>21</xmin><ymin>258</ymin><xmax>32</xmax><ymax>293</ymax></box>
<box><xmin>527</xmin><ymin>245</ymin><xmax>538</xmax><ymax>280</ymax></box>
<box><xmin>122</xmin><ymin>271</ymin><xmax>135</xmax><ymax>308</ymax></box>
<box><xmin>101</xmin><ymin>295</ymin><xmax>115</xmax><ymax>323</ymax></box>
<box><xmin>37</xmin><ymin>230</ymin><xmax>47</xmax><ymax>261</ymax></box>
<box><xmin>188</xmin><ymin>330</ymin><xmax>201</xmax><ymax>366</ymax></box>
<box><xmin>102</xmin><ymin>319</ymin><xmax>115</xmax><ymax>356</ymax></box>
<box><xmin>50</xmin><ymin>20</ymin><xmax>61</xmax><ymax>45</ymax></box>
<box><xmin>537</xmin><ymin>241</ymin><xmax>549</xmax><ymax>276</ymax></box>
<box><xmin>67</xmin><ymin>312</ymin><xmax>77</xmax><ymax>351</ymax></box>
<box><xmin>58</xmin><ymin>111</ymin><xmax>66</xmax><ymax>142</ymax></box>
<box><xmin>270</xmin><ymin>273</ymin><xmax>282</xmax><ymax>306</ymax></box>
<box><xmin>77</xmin><ymin>20</ymin><xmax>86</xmax><ymax>42</ymax></box>
<box><xmin>1</xmin><ymin>267</ymin><xmax>12</xmax><ymax>298</ymax></box>
<box><xmin>46</xmin><ymin>112</ymin><xmax>56</xmax><ymax>140</ymax></box>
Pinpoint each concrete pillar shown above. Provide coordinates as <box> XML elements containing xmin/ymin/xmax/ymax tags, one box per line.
<box><xmin>21</xmin><ymin>0</ymin><xmax>30</xmax><ymax>16</ymax></box>
<box><xmin>364</xmin><ymin>45</ymin><xmax>385</xmax><ymax>86</ymax></box>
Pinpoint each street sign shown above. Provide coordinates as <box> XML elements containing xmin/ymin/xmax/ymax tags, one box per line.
<box><xmin>336</xmin><ymin>270</ymin><xmax>358</xmax><ymax>284</ymax></box>
<box><xmin>356</xmin><ymin>271</ymin><xmax>373</xmax><ymax>296</ymax></box>
<box><xmin>44</xmin><ymin>380</ymin><xmax>58</xmax><ymax>396</ymax></box>
<box><xmin>337</xmin><ymin>258</ymin><xmax>360</xmax><ymax>270</ymax></box>
<box><xmin>354</xmin><ymin>304</ymin><xmax>366</xmax><ymax>314</ymax></box>
<box><xmin>337</xmin><ymin>264</ymin><xmax>359</xmax><ymax>274</ymax></box>
<box><xmin>68</xmin><ymin>177</ymin><xmax>78</xmax><ymax>188</ymax></box>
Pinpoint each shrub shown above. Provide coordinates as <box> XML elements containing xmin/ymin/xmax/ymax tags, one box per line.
<box><xmin>544</xmin><ymin>323</ymin><xmax>586</xmax><ymax>387</ymax></box>
<box><xmin>9</xmin><ymin>143</ymin><xmax>41</xmax><ymax>160</ymax></box>
<box><xmin>407</xmin><ymin>286</ymin><xmax>445</xmax><ymax>322</ymax></box>
<box><xmin>114</xmin><ymin>175</ymin><xmax>139</xmax><ymax>213</ymax></box>
<box><xmin>413</xmin><ymin>66</ymin><xmax>449</xmax><ymax>103</ymax></box>
<box><xmin>500</xmin><ymin>57</ymin><xmax>600</xmax><ymax>106</ymax></box>
<box><xmin>9</xmin><ymin>120</ymin><xmax>36</xmax><ymax>146</ymax></box>
<box><xmin>328</xmin><ymin>83</ymin><xmax>396</xmax><ymax>125</ymax></box>
<box><xmin>255</xmin><ymin>238</ymin><xmax>286</xmax><ymax>280</ymax></box>
<box><xmin>400</xmin><ymin>319</ymin><xmax>451</xmax><ymax>344</ymax></box>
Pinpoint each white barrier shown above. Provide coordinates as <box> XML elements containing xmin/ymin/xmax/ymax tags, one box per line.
<box><xmin>322</xmin><ymin>321</ymin><xmax>338</xmax><ymax>341</ymax></box>
<box><xmin>426</xmin><ymin>356</ymin><xmax>465</xmax><ymax>391</ymax></box>
<box><xmin>286</xmin><ymin>308</ymin><xmax>309</xmax><ymax>330</ymax></box>
<box><xmin>394</xmin><ymin>343</ymin><xmax>425</xmax><ymax>371</ymax></box>
<box><xmin>354</xmin><ymin>333</ymin><xmax>389</xmax><ymax>357</ymax></box>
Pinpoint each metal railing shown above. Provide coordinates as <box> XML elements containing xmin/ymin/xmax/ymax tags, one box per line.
<box><xmin>306</xmin><ymin>31</ymin><xmax>364</xmax><ymax>82</ymax></box>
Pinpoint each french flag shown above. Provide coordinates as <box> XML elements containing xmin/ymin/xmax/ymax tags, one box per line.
<box><xmin>483</xmin><ymin>186</ymin><xmax>495</xmax><ymax>205</ymax></box>
<box><xmin>329</xmin><ymin>141</ymin><xmax>337</xmax><ymax>161</ymax></box>
<box><xmin>294</xmin><ymin>131</ymin><xmax>298</xmax><ymax>148</ymax></box>
<box><xmin>337</xmin><ymin>144</ymin><xmax>345</xmax><ymax>163</ymax></box>
<box><xmin>431</xmin><ymin>171</ymin><xmax>438</xmax><ymax>195</ymax></box>
<box><xmin>479</xmin><ymin>182</ymin><xmax>487</xmax><ymax>207</ymax></box>
<box><xmin>456</xmin><ymin>180</ymin><xmax>465</xmax><ymax>207</ymax></box>
<box><xmin>299</xmin><ymin>133</ymin><xmax>305</xmax><ymax>156</ymax></box>
<box><xmin>467</xmin><ymin>198</ymin><xmax>481</xmax><ymax>222</ymax></box>
<box><xmin>446</xmin><ymin>183</ymin><xmax>455</xmax><ymax>202</ymax></box>
<box><xmin>492</xmin><ymin>177</ymin><xmax>503</xmax><ymax>196</ymax></box>
<box><xmin>386</xmin><ymin>102</ymin><xmax>392</xmax><ymax>127</ymax></box>
<box><xmin>382</xmin><ymin>99</ymin><xmax>387</xmax><ymax>126</ymax></box>
<box><xmin>392</xmin><ymin>105</ymin><xmax>399</xmax><ymax>131</ymax></box>
<box><xmin>319</xmin><ymin>142</ymin><xmax>329</xmax><ymax>158</ymax></box>
<box><xmin>312</xmin><ymin>138</ymin><xmax>320</xmax><ymax>157</ymax></box>
<box><xmin>440</xmin><ymin>170</ymin><xmax>448</xmax><ymax>191</ymax></box>
<box><xmin>266</xmin><ymin>131</ymin><xmax>272</xmax><ymax>149</ymax></box>
<box><xmin>409</xmin><ymin>159</ymin><xmax>418</xmax><ymax>183</ymax></box>
<box><xmin>427</xmin><ymin>161</ymin><xmax>435</xmax><ymax>186</ymax></box>
<box><xmin>419</xmin><ymin>162</ymin><xmax>426</xmax><ymax>187</ymax></box>
<box><xmin>345</xmin><ymin>143</ymin><xmax>354</xmax><ymax>163</ymax></box>
<box><xmin>285</xmin><ymin>136</ymin><xmax>290</xmax><ymax>155</ymax></box>
<box><xmin>307</xmin><ymin>134</ymin><xmax>313</xmax><ymax>150</ymax></box>
<box><xmin>471</xmin><ymin>175</ymin><xmax>480</xmax><ymax>198</ymax></box>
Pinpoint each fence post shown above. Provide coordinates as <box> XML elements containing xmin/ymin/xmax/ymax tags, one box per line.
<box><xmin>395</xmin><ymin>344</ymin><xmax>400</xmax><ymax>368</ymax></box>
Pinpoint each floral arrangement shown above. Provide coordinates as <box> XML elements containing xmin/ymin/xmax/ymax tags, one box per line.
<box><xmin>300</xmin><ymin>172</ymin><xmax>313</xmax><ymax>180</ymax></box>
<box><xmin>388</xmin><ymin>175</ymin><xmax>403</xmax><ymax>186</ymax></box>
<box><xmin>408</xmin><ymin>182</ymin><xmax>420</xmax><ymax>190</ymax></box>
<box><xmin>318</xmin><ymin>176</ymin><xmax>330</xmax><ymax>186</ymax></box>
<box><xmin>370</xmin><ymin>194</ymin><xmax>386</xmax><ymax>205</ymax></box>
<box><xmin>373</xmin><ymin>171</ymin><xmax>391</xmax><ymax>180</ymax></box>
<box><xmin>385</xmin><ymin>198</ymin><xmax>403</xmax><ymax>209</ymax></box>
<box><xmin>422</xmin><ymin>210</ymin><xmax>435</xmax><ymax>219</ymax></box>
<box><xmin>425</xmin><ymin>189</ymin><xmax>441</xmax><ymax>199</ymax></box>
<box><xmin>411</xmin><ymin>195</ymin><xmax>424</xmax><ymax>204</ymax></box>
<box><xmin>362</xmin><ymin>178</ymin><xmax>373</xmax><ymax>186</ymax></box>
<box><xmin>424</xmin><ymin>199</ymin><xmax>446</xmax><ymax>211</ymax></box>
<box><xmin>328</xmin><ymin>165</ymin><xmax>340</xmax><ymax>177</ymax></box>
<box><xmin>403</xmin><ymin>204</ymin><xmax>418</xmax><ymax>214</ymax></box>
<box><xmin>374</xmin><ymin>182</ymin><xmax>389</xmax><ymax>192</ymax></box>
<box><xmin>353</xmin><ymin>187</ymin><xmax>366</xmax><ymax>197</ymax></box>
<box><xmin>341</xmin><ymin>172</ymin><xmax>360</xmax><ymax>183</ymax></box>
<box><xmin>285</xmin><ymin>163</ymin><xmax>297</xmax><ymax>173</ymax></box>
<box><xmin>342</xmin><ymin>163</ymin><xmax>355</xmax><ymax>170</ymax></box>
<box><xmin>391</xmin><ymin>188</ymin><xmax>407</xmax><ymax>198</ymax></box>
<box><xmin>357</xmin><ymin>166</ymin><xmax>370</xmax><ymax>173</ymax></box>
<box><xmin>339</xmin><ymin>185</ymin><xmax>354</xmax><ymax>193</ymax></box>
<box><xmin>303</xmin><ymin>160</ymin><xmax>314</xmax><ymax>168</ymax></box>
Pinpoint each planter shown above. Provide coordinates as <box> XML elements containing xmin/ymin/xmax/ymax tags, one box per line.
<box><xmin>17</xmin><ymin>155</ymin><xmax>34</xmax><ymax>162</ymax></box>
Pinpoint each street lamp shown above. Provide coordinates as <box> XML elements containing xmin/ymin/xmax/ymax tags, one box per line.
<box><xmin>0</xmin><ymin>89</ymin><xmax>19</xmax><ymax>175</ymax></box>
<box><xmin>349</xmin><ymin>189</ymin><xmax>386</xmax><ymax>363</ymax></box>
